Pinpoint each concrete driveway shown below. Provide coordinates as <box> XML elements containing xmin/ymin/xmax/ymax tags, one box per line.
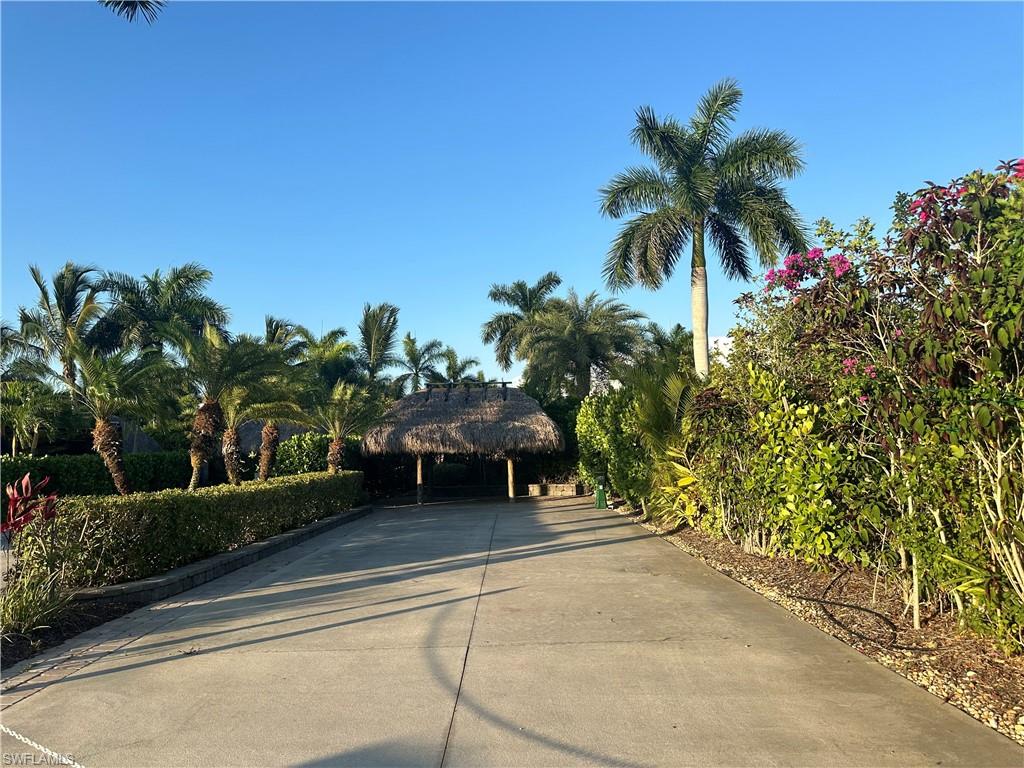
<box><xmin>2</xmin><ymin>498</ymin><xmax>1021</xmax><ymax>767</ymax></box>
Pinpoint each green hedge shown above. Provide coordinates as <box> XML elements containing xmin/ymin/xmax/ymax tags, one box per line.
<box><xmin>2</xmin><ymin>451</ymin><xmax>191</xmax><ymax>498</ymax></box>
<box><xmin>47</xmin><ymin>471</ymin><xmax>364</xmax><ymax>587</ymax></box>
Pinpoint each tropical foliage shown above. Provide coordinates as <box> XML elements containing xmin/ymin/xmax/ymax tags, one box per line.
<box><xmin>581</xmin><ymin>161</ymin><xmax>1024</xmax><ymax>653</ymax></box>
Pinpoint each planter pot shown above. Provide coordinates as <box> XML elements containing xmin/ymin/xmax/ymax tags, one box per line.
<box><xmin>527</xmin><ymin>483</ymin><xmax>586</xmax><ymax>497</ymax></box>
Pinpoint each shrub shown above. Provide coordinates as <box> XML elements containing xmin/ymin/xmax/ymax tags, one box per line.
<box><xmin>577</xmin><ymin>386</ymin><xmax>652</xmax><ymax>508</ymax></box>
<box><xmin>643</xmin><ymin>161</ymin><xmax>1024</xmax><ymax>652</ymax></box>
<box><xmin>274</xmin><ymin>432</ymin><xmax>331</xmax><ymax>475</ymax></box>
<box><xmin>431</xmin><ymin>462</ymin><xmax>468</xmax><ymax>486</ymax></box>
<box><xmin>41</xmin><ymin>471</ymin><xmax>364</xmax><ymax>588</ymax></box>
<box><xmin>1</xmin><ymin>451</ymin><xmax>191</xmax><ymax>498</ymax></box>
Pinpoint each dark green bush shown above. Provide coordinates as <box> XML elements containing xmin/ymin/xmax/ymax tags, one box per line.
<box><xmin>47</xmin><ymin>471</ymin><xmax>364</xmax><ymax>587</ymax></box>
<box><xmin>2</xmin><ymin>451</ymin><xmax>191</xmax><ymax>498</ymax></box>
<box><xmin>431</xmin><ymin>462</ymin><xmax>468</xmax><ymax>486</ymax></box>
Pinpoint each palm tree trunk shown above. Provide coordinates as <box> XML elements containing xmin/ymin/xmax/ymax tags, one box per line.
<box><xmin>222</xmin><ymin>427</ymin><xmax>242</xmax><ymax>485</ymax></box>
<box><xmin>327</xmin><ymin>437</ymin><xmax>344</xmax><ymax>474</ymax></box>
<box><xmin>93</xmin><ymin>417</ymin><xmax>130</xmax><ymax>495</ymax></box>
<box><xmin>258</xmin><ymin>421</ymin><xmax>280</xmax><ymax>481</ymax></box>
<box><xmin>189</xmin><ymin>400</ymin><xmax>223</xmax><ymax>491</ymax></box>
<box><xmin>691</xmin><ymin>219</ymin><xmax>710</xmax><ymax>379</ymax></box>
<box><xmin>10</xmin><ymin>433</ymin><xmax>18</xmax><ymax>457</ymax></box>
<box><xmin>30</xmin><ymin>426</ymin><xmax>40</xmax><ymax>456</ymax></box>
<box><xmin>575</xmin><ymin>363</ymin><xmax>592</xmax><ymax>399</ymax></box>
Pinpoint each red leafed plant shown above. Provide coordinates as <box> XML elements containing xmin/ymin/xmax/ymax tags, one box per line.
<box><xmin>2</xmin><ymin>473</ymin><xmax>58</xmax><ymax>537</ymax></box>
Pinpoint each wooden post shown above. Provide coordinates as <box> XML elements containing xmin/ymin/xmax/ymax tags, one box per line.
<box><xmin>506</xmin><ymin>457</ymin><xmax>515</xmax><ymax>503</ymax></box>
<box><xmin>416</xmin><ymin>455</ymin><xmax>424</xmax><ymax>505</ymax></box>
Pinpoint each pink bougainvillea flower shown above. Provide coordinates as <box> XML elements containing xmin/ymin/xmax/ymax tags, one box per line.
<box><xmin>893</xmin><ymin>328</ymin><xmax>904</xmax><ymax>338</ymax></box>
<box><xmin>841</xmin><ymin>357</ymin><xmax>859</xmax><ymax>375</ymax></box>
<box><xmin>864</xmin><ymin>364</ymin><xmax>878</xmax><ymax>379</ymax></box>
<box><xmin>909</xmin><ymin>198</ymin><xmax>923</xmax><ymax>212</ymax></box>
<box><xmin>829</xmin><ymin>253</ymin><xmax>852</xmax><ymax>278</ymax></box>
<box><xmin>765</xmin><ymin>268</ymin><xmax>777</xmax><ymax>283</ymax></box>
<box><xmin>806</xmin><ymin>247</ymin><xmax>824</xmax><ymax>260</ymax></box>
<box><xmin>919</xmin><ymin>210</ymin><xmax>930</xmax><ymax>223</ymax></box>
<box><xmin>858</xmin><ymin>395</ymin><xmax>869</xmax><ymax>404</ymax></box>
<box><xmin>1013</xmin><ymin>159</ymin><xmax>1024</xmax><ymax>179</ymax></box>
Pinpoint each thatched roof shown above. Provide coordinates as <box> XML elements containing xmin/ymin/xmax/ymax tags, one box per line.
<box><xmin>362</xmin><ymin>384</ymin><xmax>564</xmax><ymax>456</ymax></box>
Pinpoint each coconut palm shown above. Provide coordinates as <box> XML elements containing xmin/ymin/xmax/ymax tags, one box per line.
<box><xmin>68</xmin><ymin>343</ymin><xmax>167</xmax><ymax>494</ymax></box>
<box><xmin>1</xmin><ymin>321</ymin><xmax>44</xmax><ymax>380</ymax></box>
<box><xmin>437</xmin><ymin>347</ymin><xmax>481</xmax><ymax>383</ymax></box>
<box><xmin>522</xmin><ymin>290</ymin><xmax>645</xmax><ymax>398</ymax></box>
<box><xmin>600</xmin><ymin>79</ymin><xmax>808</xmax><ymax>377</ymax></box>
<box><xmin>164</xmin><ymin>323</ymin><xmax>284</xmax><ymax>490</ymax></box>
<box><xmin>18</xmin><ymin>262</ymin><xmax>103</xmax><ymax>388</ymax></box>
<box><xmin>394</xmin><ymin>334</ymin><xmax>445</xmax><ymax>393</ymax></box>
<box><xmin>295</xmin><ymin>326</ymin><xmax>358</xmax><ymax>387</ymax></box>
<box><xmin>481</xmin><ymin>272</ymin><xmax>562</xmax><ymax>370</ymax></box>
<box><xmin>96</xmin><ymin>263</ymin><xmax>228</xmax><ymax>351</ymax></box>
<box><xmin>357</xmin><ymin>303</ymin><xmax>400</xmax><ymax>383</ymax></box>
<box><xmin>219</xmin><ymin>382</ymin><xmax>305</xmax><ymax>485</ymax></box>
<box><xmin>302</xmin><ymin>382</ymin><xmax>380</xmax><ymax>474</ymax></box>
<box><xmin>100</xmin><ymin>0</ymin><xmax>164</xmax><ymax>23</ymax></box>
<box><xmin>263</xmin><ymin>315</ymin><xmax>308</xmax><ymax>361</ymax></box>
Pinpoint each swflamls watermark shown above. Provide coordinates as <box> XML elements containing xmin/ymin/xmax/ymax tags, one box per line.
<box><xmin>3</xmin><ymin>755</ymin><xmax>78</xmax><ymax>767</ymax></box>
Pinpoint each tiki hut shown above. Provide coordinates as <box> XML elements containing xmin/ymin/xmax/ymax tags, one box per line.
<box><xmin>361</xmin><ymin>382</ymin><xmax>564</xmax><ymax>503</ymax></box>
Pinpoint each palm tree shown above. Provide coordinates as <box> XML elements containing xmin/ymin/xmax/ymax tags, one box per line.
<box><xmin>437</xmin><ymin>347</ymin><xmax>481</xmax><ymax>383</ymax></box>
<box><xmin>256</xmin><ymin>316</ymin><xmax>311</xmax><ymax>481</ymax></box>
<box><xmin>1</xmin><ymin>380</ymin><xmax>62</xmax><ymax>457</ymax></box>
<box><xmin>219</xmin><ymin>382</ymin><xmax>305</xmax><ymax>485</ymax></box>
<box><xmin>68</xmin><ymin>343</ymin><xmax>167</xmax><ymax>494</ymax></box>
<box><xmin>97</xmin><ymin>263</ymin><xmax>228</xmax><ymax>351</ymax></box>
<box><xmin>481</xmin><ymin>272</ymin><xmax>562</xmax><ymax>370</ymax></box>
<box><xmin>295</xmin><ymin>326</ymin><xmax>359</xmax><ymax>387</ymax></box>
<box><xmin>18</xmin><ymin>262</ymin><xmax>103</xmax><ymax>388</ymax></box>
<box><xmin>165</xmin><ymin>323</ymin><xmax>284</xmax><ymax>490</ymax></box>
<box><xmin>521</xmin><ymin>290</ymin><xmax>645</xmax><ymax>398</ymax></box>
<box><xmin>395</xmin><ymin>334</ymin><xmax>445</xmax><ymax>393</ymax></box>
<box><xmin>302</xmin><ymin>382</ymin><xmax>380</xmax><ymax>474</ymax></box>
<box><xmin>100</xmin><ymin>0</ymin><xmax>165</xmax><ymax>23</ymax></box>
<box><xmin>600</xmin><ymin>79</ymin><xmax>807</xmax><ymax>377</ymax></box>
<box><xmin>639</xmin><ymin>322</ymin><xmax>695</xmax><ymax>373</ymax></box>
<box><xmin>357</xmin><ymin>303</ymin><xmax>400</xmax><ymax>383</ymax></box>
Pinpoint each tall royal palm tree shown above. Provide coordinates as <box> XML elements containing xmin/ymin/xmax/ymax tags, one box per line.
<box><xmin>18</xmin><ymin>262</ymin><xmax>103</xmax><ymax>388</ymax></box>
<box><xmin>68</xmin><ymin>343</ymin><xmax>167</xmax><ymax>494</ymax></box>
<box><xmin>97</xmin><ymin>263</ymin><xmax>229</xmax><ymax>351</ymax></box>
<box><xmin>357</xmin><ymin>303</ymin><xmax>400</xmax><ymax>383</ymax></box>
<box><xmin>165</xmin><ymin>323</ymin><xmax>284</xmax><ymax>490</ymax></box>
<box><xmin>394</xmin><ymin>333</ymin><xmax>445</xmax><ymax>393</ymax></box>
<box><xmin>600</xmin><ymin>79</ymin><xmax>807</xmax><ymax>377</ymax></box>
<box><xmin>481</xmin><ymin>272</ymin><xmax>562</xmax><ymax>370</ymax></box>
<box><xmin>522</xmin><ymin>290</ymin><xmax>645</xmax><ymax>398</ymax></box>
<box><xmin>302</xmin><ymin>382</ymin><xmax>380</xmax><ymax>474</ymax></box>
<box><xmin>438</xmin><ymin>347</ymin><xmax>481</xmax><ymax>383</ymax></box>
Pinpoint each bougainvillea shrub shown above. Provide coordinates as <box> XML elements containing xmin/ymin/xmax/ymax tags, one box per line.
<box><xmin>635</xmin><ymin>161</ymin><xmax>1024</xmax><ymax>652</ymax></box>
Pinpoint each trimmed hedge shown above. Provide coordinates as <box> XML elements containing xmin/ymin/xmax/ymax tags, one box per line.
<box><xmin>2</xmin><ymin>451</ymin><xmax>191</xmax><ymax>498</ymax></box>
<box><xmin>47</xmin><ymin>471</ymin><xmax>364</xmax><ymax>587</ymax></box>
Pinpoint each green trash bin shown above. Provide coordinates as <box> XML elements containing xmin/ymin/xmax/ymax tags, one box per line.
<box><xmin>595</xmin><ymin>475</ymin><xmax>608</xmax><ymax>510</ymax></box>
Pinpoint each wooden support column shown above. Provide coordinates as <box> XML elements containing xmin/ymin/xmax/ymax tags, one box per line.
<box><xmin>416</xmin><ymin>455</ymin><xmax>424</xmax><ymax>505</ymax></box>
<box><xmin>506</xmin><ymin>457</ymin><xmax>516</xmax><ymax>503</ymax></box>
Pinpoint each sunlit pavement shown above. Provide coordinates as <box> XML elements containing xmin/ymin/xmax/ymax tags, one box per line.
<box><xmin>1</xmin><ymin>497</ymin><xmax>1020</xmax><ymax>767</ymax></box>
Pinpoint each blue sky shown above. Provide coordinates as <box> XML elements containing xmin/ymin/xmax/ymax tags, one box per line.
<box><xmin>3</xmin><ymin>1</ymin><xmax>1022</xmax><ymax>379</ymax></box>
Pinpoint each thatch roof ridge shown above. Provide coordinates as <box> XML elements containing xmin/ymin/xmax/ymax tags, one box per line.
<box><xmin>361</xmin><ymin>384</ymin><xmax>563</xmax><ymax>456</ymax></box>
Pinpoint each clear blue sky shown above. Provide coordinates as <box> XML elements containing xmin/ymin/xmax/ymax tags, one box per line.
<box><xmin>3</xmin><ymin>1</ymin><xmax>1022</xmax><ymax>379</ymax></box>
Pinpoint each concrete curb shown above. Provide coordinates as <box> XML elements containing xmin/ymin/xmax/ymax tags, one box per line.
<box><xmin>72</xmin><ymin>504</ymin><xmax>375</xmax><ymax>606</ymax></box>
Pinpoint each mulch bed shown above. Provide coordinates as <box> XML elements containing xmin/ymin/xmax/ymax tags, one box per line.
<box><xmin>618</xmin><ymin>508</ymin><xmax>1024</xmax><ymax>747</ymax></box>
<box><xmin>1</xmin><ymin>600</ymin><xmax>137</xmax><ymax>671</ymax></box>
